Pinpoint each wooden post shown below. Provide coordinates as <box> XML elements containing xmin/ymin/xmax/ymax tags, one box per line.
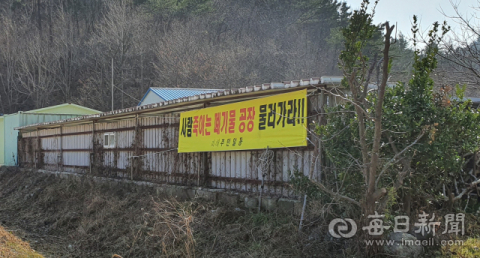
<box><xmin>90</xmin><ymin>121</ymin><xmax>95</xmax><ymax>174</ymax></box>
<box><xmin>16</xmin><ymin>131</ymin><xmax>22</xmax><ymax>167</ymax></box>
<box><xmin>318</xmin><ymin>88</ymin><xmax>325</xmax><ymax>182</ymax></box>
<box><xmin>301</xmin><ymin>89</ymin><xmax>325</xmax><ymax>232</ymax></box>
<box><xmin>57</xmin><ymin>126</ymin><xmax>63</xmax><ymax>171</ymax></box>
<box><xmin>197</xmin><ymin>156</ymin><xmax>200</xmax><ymax>186</ymax></box>
<box><xmin>201</xmin><ymin>102</ymin><xmax>209</xmax><ymax>187</ymax></box>
<box><xmin>36</xmin><ymin>128</ymin><xmax>40</xmax><ymax>169</ymax></box>
<box><xmin>131</xmin><ymin>157</ymin><xmax>135</xmax><ymax>180</ymax></box>
<box><xmin>133</xmin><ymin>114</ymin><xmax>140</xmax><ymax>180</ymax></box>
<box><xmin>202</xmin><ymin>152</ymin><xmax>208</xmax><ymax>186</ymax></box>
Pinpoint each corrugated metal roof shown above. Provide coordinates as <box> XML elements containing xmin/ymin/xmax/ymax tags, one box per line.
<box><xmin>469</xmin><ymin>97</ymin><xmax>480</xmax><ymax>103</ymax></box>
<box><xmin>16</xmin><ymin>77</ymin><xmax>324</xmax><ymax>131</ymax></box>
<box><xmin>23</xmin><ymin>103</ymin><xmax>101</xmax><ymax>114</ymax></box>
<box><xmin>150</xmin><ymin>88</ymin><xmax>221</xmax><ymax>101</ymax></box>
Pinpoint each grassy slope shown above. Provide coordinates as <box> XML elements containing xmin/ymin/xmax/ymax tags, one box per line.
<box><xmin>0</xmin><ymin>225</ymin><xmax>43</xmax><ymax>258</ymax></box>
<box><xmin>0</xmin><ymin>167</ymin><xmax>334</xmax><ymax>257</ymax></box>
<box><xmin>1</xmin><ymin>167</ymin><xmax>478</xmax><ymax>257</ymax></box>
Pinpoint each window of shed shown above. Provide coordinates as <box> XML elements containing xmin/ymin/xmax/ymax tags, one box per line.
<box><xmin>104</xmin><ymin>133</ymin><xmax>116</xmax><ymax>148</ymax></box>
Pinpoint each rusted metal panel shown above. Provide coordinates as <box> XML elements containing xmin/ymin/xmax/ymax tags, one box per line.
<box><xmin>18</xmin><ymin>91</ymin><xmax>328</xmax><ymax>197</ymax></box>
<box><xmin>225</xmin><ymin>152</ymin><xmax>231</xmax><ymax>190</ymax></box>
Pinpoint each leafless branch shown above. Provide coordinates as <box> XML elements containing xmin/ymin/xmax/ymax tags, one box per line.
<box><xmin>312</xmin><ymin>181</ymin><xmax>361</xmax><ymax>207</ymax></box>
<box><xmin>375</xmin><ymin>131</ymin><xmax>425</xmax><ymax>187</ymax></box>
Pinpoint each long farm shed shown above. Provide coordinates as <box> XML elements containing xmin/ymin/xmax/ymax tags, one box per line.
<box><xmin>16</xmin><ymin>79</ymin><xmax>344</xmax><ymax>198</ymax></box>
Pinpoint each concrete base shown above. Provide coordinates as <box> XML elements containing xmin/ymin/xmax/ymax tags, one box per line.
<box><xmin>196</xmin><ymin>188</ymin><xmax>219</xmax><ymax>202</ymax></box>
<box><xmin>219</xmin><ymin>193</ymin><xmax>239</xmax><ymax>206</ymax></box>
<box><xmin>278</xmin><ymin>198</ymin><xmax>297</xmax><ymax>214</ymax></box>
<box><xmin>261</xmin><ymin>197</ymin><xmax>277</xmax><ymax>211</ymax></box>
<box><xmin>244</xmin><ymin>196</ymin><xmax>259</xmax><ymax>209</ymax></box>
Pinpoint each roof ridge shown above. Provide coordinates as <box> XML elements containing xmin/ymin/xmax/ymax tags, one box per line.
<box><xmin>18</xmin><ymin>77</ymin><xmax>324</xmax><ymax>131</ymax></box>
<box><xmin>150</xmin><ymin>87</ymin><xmax>222</xmax><ymax>91</ymax></box>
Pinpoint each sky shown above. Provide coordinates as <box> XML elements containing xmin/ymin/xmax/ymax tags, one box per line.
<box><xmin>343</xmin><ymin>0</ymin><xmax>476</xmax><ymax>44</ymax></box>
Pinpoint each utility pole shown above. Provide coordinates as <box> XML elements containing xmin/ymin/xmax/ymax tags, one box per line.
<box><xmin>121</xmin><ymin>69</ymin><xmax>124</xmax><ymax>109</ymax></box>
<box><xmin>111</xmin><ymin>58</ymin><xmax>114</xmax><ymax>111</ymax></box>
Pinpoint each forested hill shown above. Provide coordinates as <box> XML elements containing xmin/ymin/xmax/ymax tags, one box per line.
<box><xmin>0</xmin><ymin>0</ymin><xmax>352</xmax><ymax>113</ymax></box>
<box><xmin>10</xmin><ymin>0</ymin><xmax>472</xmax><ymax>114</ymax></box>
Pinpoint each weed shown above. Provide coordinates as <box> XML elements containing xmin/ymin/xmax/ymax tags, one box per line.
<box><xmin>150</xmin><ymin>199</ymin><xmax>201</xmax><ymax>258</ymax></box>
<box><xmin>442</xmin><ymin>238</ymin><xmax>480</xmax><ymax>258</ymax></box>
<box><xmin>0</xmin><ymin>167</ymin><xmax>363</xmax><ymax>257</ymax></box>
<box><xmin>0</xmin><ymin>226</ymin><xmax>43</xmax><ymax>258</ymax></box>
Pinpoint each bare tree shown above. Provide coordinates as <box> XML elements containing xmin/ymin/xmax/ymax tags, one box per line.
<box><xmin>0</xmin><ymin>14</ymin><xmax>23</xmax><ymax>113</ymax></box>
<box><xmin>0</xmin><ymin>0</ymin><xmax>348</xmax><ymax>112</ymax></box>
<box><xmin>439</xmin><ymin>0</ymin><xmax>480</xmax><ymax>96</ymax></box>
<box><xmin>52</xmin><ymin>4</ymin><xmax>82</xmax><ymax>103</ymax></box>
<box><xmin>80</xmin><ymin>0</ymin><xmax>145</xmax><ymax>110</ymax></box>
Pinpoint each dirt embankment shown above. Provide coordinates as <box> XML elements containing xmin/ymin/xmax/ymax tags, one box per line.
<box><xmin>0</xmin><ymin>224</ymin><xmax>44</xmax><ymax>258</ymax></box>
<box><xmin>0</xmin><ymin>167</ymin><xmax>336</xmax><ymax>257</ymax></box>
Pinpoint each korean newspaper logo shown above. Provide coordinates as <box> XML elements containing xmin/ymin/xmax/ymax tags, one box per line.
<box><xmin>329</xmin><ymin>212</ymin><xmax>465</xmax><ymax>238</ymax></box>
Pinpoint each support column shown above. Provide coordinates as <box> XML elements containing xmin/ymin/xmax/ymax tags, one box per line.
<box><xmin>35</xmin><ymin>128</ymin><xmax>40</xmax><ymax>169</ymax></box>
<box><xmin>201</xmin><ymin>102</ymin><xmax>210</xmax><ymax>187</ymax></box>
<box><xmin>318</xmin><ymin>88</ymin><xmax>325</xmax><ymax>182</ymax></box>
<box><xmin>90</xmin><ymin>121</ymin><xmax>95</xmax><ymax>174</ymax></box>
<box><xmin>133</xmin><ymin>114</ymin><xmax>140</xmax><ymax>180</ymax></box>
<box><xmin>202</xmin><ymin>152</ymin><xmax>209</xmax><ymax>186</ymax></box>
<box><xmin>58</xmin><ymin>126</ymin><xmax>63</xmax><ymax>171</ymax></box>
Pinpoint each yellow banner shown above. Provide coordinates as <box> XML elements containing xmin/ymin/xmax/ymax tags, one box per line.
<box><xmin>178</xmin><ymin>89</ymin><xmax>307</xmax><ymax>152</ymax></box>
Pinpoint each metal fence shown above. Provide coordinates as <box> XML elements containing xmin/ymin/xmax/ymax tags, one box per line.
<box><xmin>18</xmin><ymin>87</ymin><xmax>342</xmax><ymax>197</ymax></box>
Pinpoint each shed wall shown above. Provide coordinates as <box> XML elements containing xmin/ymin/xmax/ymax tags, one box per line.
<box><xmin>5</xmin><ymin>113</ymin><xmax>85</xmax><ymax>166</ymax></box>
<box><xmin>139</xmin><ymin>92</ymin><xmax>164</xmax><ymax>106</ymax></box>
<box><xmin>4</xmin><ymin>114</ymin><xmax>19</xmax><ymax>166</ymax></box>
<box><xmin>0</xmin><ymin>117</ymin><xmax>4</xmax><ymax>165</ymax></box>
<box><xmin>18</xmin><ymin>91</ymin><xmax>341</xmax><ymax>197</ymax></box>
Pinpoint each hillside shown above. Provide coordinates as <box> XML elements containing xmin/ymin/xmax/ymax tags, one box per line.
<box><xmin>0</xmin><ymin>225</ymin><xmax>43</xmax><ymax>258</ymax></box>
<box><xmin>0</xmin><ymin>167</ymin><xmax>332</xmax><ymax>257</ymax></box>
<box><xmin>0</xmin><ymin>0</ymin><xmax>350</xmax><ymax>113</ymax></box>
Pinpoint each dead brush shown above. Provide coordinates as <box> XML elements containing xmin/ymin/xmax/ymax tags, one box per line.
<box><xmin>149</xmin><ymin>198</ymin><xmax>202</xmax><ymax>258</ymax></box>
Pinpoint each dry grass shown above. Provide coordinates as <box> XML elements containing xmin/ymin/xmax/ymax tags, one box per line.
<box><xmin>442</xmin><ymin>238</ymin><xmax>480</xmax><ymax>257</ymax></box>
<box><xmin>149</xmin><ymin>199</ymin><xmax>200</xmax><ymax>257</ymax></box>
<box><xmin>0</xmin><ymin>167</ymin><xmax>355</xmax><ymax>257</ymax></box>
<box><xmin>0</xmin><ymin>225</ymin><xmax>44</xmax><ymax>258</ymax></box>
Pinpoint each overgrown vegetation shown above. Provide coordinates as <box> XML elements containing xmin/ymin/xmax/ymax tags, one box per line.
<box><xmin>0</xmin><ymin>225</ymin><xmax>44</xmax><ymax>258</ymax></box>
<box><xmin>0</xmin><ymin>167</ymin><xmax>348</xmax><ymax>257</ymax></box>
<box><xmin>442</xmin><ymin>238</ymin><xmax>480</xmax><ymax>257</ymax></box>
<box><xmin>317</xmin><ymin>0</ymin><xmax>480</xmax><ymax>209</ymax></box>
<box><xmin>3</xmin><ymin>0</ymin><xmax>480</xmax><ymax>257</ymax></box>
<box><xmin>2</xmin><ymin>167</ymin><xmax>480</xmax><ymax>257</ymax></box>
<box><xmin>286</xmin><ymin>0</ymin><xmax>480</xmax><ymax>256</ymax></box>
